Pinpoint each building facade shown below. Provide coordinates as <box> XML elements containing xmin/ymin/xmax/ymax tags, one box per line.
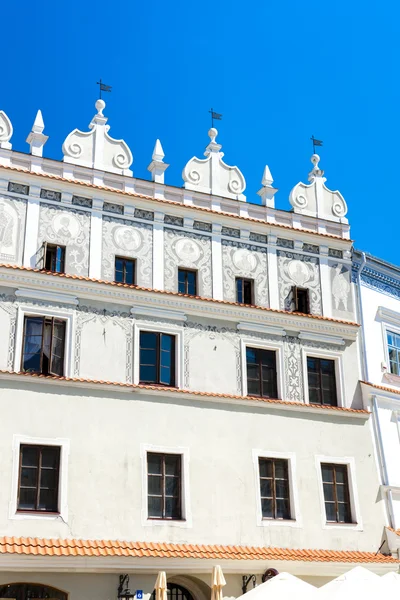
<box><xmin>0</xmin><ymin>102</ymin><xmax>396</xmax><ymax>600</ymax></box>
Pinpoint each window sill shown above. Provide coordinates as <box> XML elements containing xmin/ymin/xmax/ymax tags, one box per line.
<box><xmin>322</xmin><ymin>520</ymin><xmax>362</xmax><ymax>531</ymax></box>
<box><xmin>12</xmin><ymin>510</ymin><xmax>62</xmax><ymax>521</ymax></box>
<box><xmin>139</xmin><ymin>382</ymin><xmax>178</xmax><ymax>389</ymax></box>
<box><xmin>258</xmin><ymin>516</ymin><xmax>302</xmax><ymax>528</ymax></box>
<box><xmin>147</xmin><ymin>518</ymin><xmax>186</xmax><ymax>522</ymax></box>
<box><xmin>144</xmin><ymin>516</ymin><xmax>191</xmax><ymax>528</ymax></box>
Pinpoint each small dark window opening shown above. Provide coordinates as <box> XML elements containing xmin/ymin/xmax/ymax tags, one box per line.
<box><xmin>44</xmin><ymin>244</ymin><xmax>65</xmax><ymax>274</ymax></box>
<box><xmin>147</xmin><ymin>452</ymin><xmax>182</xmax><ymax>520</ymax></box>
<box><xmin>178</xmin><ymin>269</ymin><xmax>197</xmax><ymax>296</ymax></box>
<box><xmin>115</xmin><ymin>256</ymin><xmax>136</xmax><ymax>285</ymax></box>
<box><xmin>22</xmin><ymin>316</ymin><xmax>66</xmax><ymax>376</ymax></box>
<box><xmin>246</xmin><ymin>347</ymin><xmax>278</xmax><ymax>399</ymax></box>
<box><xmin>321</xmin><ymin>463</ymin><xmax>352</xmax><ymax>523</ymax></box>
<box><xmin>307</xmin><ymin>356</ymin><xmax>337</xmax><ymax>406</ymax></box>
<box><xmin>236</xmin><ymin>278</ymin><xmax>254</xmax><ymax>305</ymax></box>
<box><xmin>291</xmin><ymin>286</ymin><xmax>310</xmax><ymax>314</ymax></box>
<box><xmin>17</xmin><ymin>445</ymin><xmax>60</xmax><ymax>513</ymax></box>
<box><xmin>139</xmin><ymin>331</ymin><xmax>175</xmax><ymax>386</ymax></box>
<box><xmin>259</xmin><ymin>457</ymin><xmax>291</xmax><ymax>519</ymax></box>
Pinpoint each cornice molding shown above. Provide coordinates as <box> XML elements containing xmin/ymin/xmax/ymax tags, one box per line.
<box><xmin>298</xmin><ymin>332</ymin><xmax>345</xmax><ymax>346</ymax></box>
<box><xmin>15</xmin><ymin>287</ymin><xmax>79</xmax><ymax>306</ymax></box>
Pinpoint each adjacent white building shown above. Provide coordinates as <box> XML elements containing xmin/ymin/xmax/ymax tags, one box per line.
<box><xmin>0</xmin><ymin>102</ymin><xmax>396</xmax><ymax>600</ymax></box>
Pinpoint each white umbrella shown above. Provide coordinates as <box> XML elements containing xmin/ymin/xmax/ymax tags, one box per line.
<box><xmin>154</xmin><ymin>571</ymin><xmax>167</xmax><ymax>600</ymax></box>
<box><xmin>235</xmin><ymin>572</ymin><xmax>316</xmax><ymax>600</ymax></box>
<box><xmin>211</xmin><ymin>565</ymin><xmax>226</xmax><ymax>600</ymax></box>
<box><xmin>318</xmin><ymin>566</ymin><xmax>380</xmax><ymax>600</ymax></box>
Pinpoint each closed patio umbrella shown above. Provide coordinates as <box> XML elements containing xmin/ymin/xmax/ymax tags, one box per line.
<box><xmin>211</xmin><ymin>566</ymin><xmax>226</xmax><ymax>600</ymax></box>
<box><xmin>155</xmin><ymin>571</ymin><xmax>168</xmax><ymax>600</ymax></box>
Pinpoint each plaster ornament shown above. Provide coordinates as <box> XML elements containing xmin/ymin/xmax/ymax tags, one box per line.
<box><xmin>147</xmin><ymin>139</ymin><xmax>169</xmax><ymax>184</ymax></box>
<box><xmin>232</xmin><ymin>248</ymin><xmax>257</xmax><ymax>272</ymax></box>
<box><xmin>52</xmin><ymin>213</ymin><xmax>81</xmax><ymax>241</ymax></box>
<box><xmin>332</xmin><ymin>264</ymin><xmax>351</xmax><ymax>311</ymax></box>
<box><xmin>182</xmin><ymin>128</ymin><xmax>246</xmax><ymax>200</ymax></box>
<box><xmin>26</xmin><ymin>110</ymin><xmax>48</xmax><ymax>157</ymax></box>
<box><xmin>0</xmin><ymin>201</ymin><xmax>14</xmax><ymax>247</ymax></box>
<box><xmin>62</xmin><ymin>100</ymin><xmax>133</xmax><ymax>176</ymax></box>
<box><xmin>175</xmin><ymin>238</ymin><xmax>201</xmax><ymax>263</ymax></box>
<box><xmin>0</xmin><ymin>110</ymin><xmax>13</xmax><ymax>149</ymax></box>
<box><xmin>113</xmin><ymin>226</ymin><xmax>141</xmax><ymax>251</ymax></box>
<box><xmin>289</xmin><ymin>154</ymin><xmax>348</xmax><ymax>223</ymax></box>
<box><xmin>257</xmin><ymin>164</ymin><xmax>278</xmax><ymax>207</ymax></box>
<box><xmin>288</xmin><ymin>259</ymin><xmax>311</xmax><ymax>286</ymax></box>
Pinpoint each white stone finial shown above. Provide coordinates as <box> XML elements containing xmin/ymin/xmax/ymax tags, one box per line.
<box><xmin>0</xmin><ymin>110</ymin><xmax>13</xmax><ymax>150</ymax></box>
<box><xmin>148</xmin><ymin>139</ymin><xmax>169</xmax><ymax>183</ymax></box>
<box><xmin>62</xmin><ymin>99</ymin><xmax>133</xmax><ymax>176</ymax></box>
<box><xmin>26</xmin><ymin>110</ymin><xmax>48</xmax><ymax>157</ymax></box>
<box><xmin>182</xmin><ymin>129</ymin><xmax>246</xmax><ymax>201</ymax></box>
<box><xmin>257</xmin><ymin>164</ymin><xmax>277</xmax><ymax>207</ymax></box>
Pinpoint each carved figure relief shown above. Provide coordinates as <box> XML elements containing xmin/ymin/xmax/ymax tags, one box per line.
<box><xmin>277</xmin><ymin>250</ymin><xmax>322</xmax><ymax>314</ymax></box>
<box><xmin>222</xmin><ymin>239</ymin><xmax>269</xmax><ymax>306</ymax></box>
<box><xmin>102</xmin><ymin>216</ymin><xmax>153</xmax><ymax>286</ymax></box>
<box><xmin>0</xmin><ymin>195</ymin><xmax>26</xmax><ymax>264</ymax></box>
<box><xmin>164</xmin><ymin>228</ymin><xmax>212</xmax><ymax>297</ymax></box>
<box><xmin>330</xmin><ymin>261</ymin><xmax>353</xmax><ymax>317</ymax></box>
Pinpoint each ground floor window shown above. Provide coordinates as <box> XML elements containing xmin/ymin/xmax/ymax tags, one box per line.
<box><xmin>0</xmin><ymin>583</ymin><xmax>67</xmax><ymax>600</ymax></box>
<box><xmin>152</xmin><ymin>584</ymin><xmax>194</xmax><ymax>600</ymax></box>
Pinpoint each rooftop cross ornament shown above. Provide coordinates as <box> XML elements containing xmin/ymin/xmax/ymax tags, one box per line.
<box><xmin>310</xmin><ymin>135</ymin><xmax>323</xmax><ymax>154</ymax></box>
<box><xmin>96</xmin><ymin>79</ymin><xmax>112</xmax><ymax>100</ymax></box>
<box><xmin>209</xmin><ymin>108</ymin><xmax>222</xmax><ymax>128</ymax></box>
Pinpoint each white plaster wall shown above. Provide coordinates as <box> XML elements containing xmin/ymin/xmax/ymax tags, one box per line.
<box><xmin>79</xmin><ymin>318</ymin><xmax>129</xmax><ymax>382</ymax></box>
<box><xmin>0</xmin><ymin>306</ymin><xmax>11</xmax><ymax>369</ymax></box>
<box><xmin>0</xmin><ymin>379</ymin><xmax>385</xmax><ymax>551</ymax></box>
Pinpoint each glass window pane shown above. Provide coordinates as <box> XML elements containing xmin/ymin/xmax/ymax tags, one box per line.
<box><xmin>38</xmin><ymin>488</ymin><xmax>58</xmax><ymax>511</ymax></box>
<box><xmin>148</xmin><ymin>454</ymin><xmax>162</xmax><ymax>475</ymax></box>
<box><xmin>323</xmin><ymin>482</ymin><xmax>334</xmax><ymax>501</ymax></box>
<box><xmin>259</xmin><ymin>459</ymin><xmax>272</xmax><ymax>478</ymax></box>
<box><xmin>160</xmin><ymin>366</ymin><xmax>173</xmax><ymax>385</ymax></box>
<box><xmin>275</xmin><ymin>480</ymin><xmax>288</xmax><ymax>499</ymax></box>
<box><xmin>325</xmin><ymin>502</ymin><xmax>336</xmax><ymax>522</ymax></box>
<box><xmin>261</xmin><ymin>498</ymin><xmax>273</xmax><ymax>518</ymax></box>
<box><xmin>307</xmin><ymin>357</ymin><xmax>317</xmax><ymax>372</ymax></box>
<box><xmin>21</xmin><ymin>446</ymin><xmax>39</xmax><ymax>467</ymax></box>
<box><xmin>148</xmin><ymin>496</ymin><xmax>163</xmax><ymax>518</ymax></box>
<box><xmin>247</xmin><ymin>379</ymin><xmax>260</xmax><ymax>396</ymax></box>
<box><xmin>140</xmin><ymin>365</ymin><xmax>157</xmax><ymax>382</ymax></box>
<box><xmin>166</xmin><ymin>476</ymin><xmax>179</xmax><ymax>496</ymax></box>
<box><xmin>18</xmin><ymin>487</ymin><xmax>36</xmax><ymax>510</ymax></box>
<box><xmin>321</xmin><ymin>465</ymin><xmax>334</xmax><ymax>483</ymax></box>
<box><xmin>141</xmin><ymin>349</ymin><xmax>157</xmax><ymax>366</ymax></box>
<box><xmin>338</xmin><ymin>502</ymin><xmax>351</xmax><ymax>523</ymax></box>
<box><xmin>276</xmin><ymin>498</ymin><xmax>290</xmax><ymax>519</ymax></box>
<box><xmin>165</xmin><ymin>455</ymin><xmax>180</xmax><ymax>476</ymax></box>
<box><xmin>140</xmin><ymin>331</ymin><xmax>157</xmax><ymax>349</ymax></box>
<box><xmin>335</xmin><ymin>466</ymin><xmax>346</xmax><ymax>484</ymax></box>
<box><xmin>165</xmin><ymin>496</ymin><xmax>180</xmax><ymax>519</ymax></box>
<box><xmin>246</xmin><ymin>347</ymin><xmax>257</xmax><ymax>365</ymax></box>
<box><xmin>148</xmin><ymin>475</ymin><xmax>162</xmax><ymax>495</ymax></box>
<box><xmin>260</xmin><ymin>479</ymin><xmax>273</xmax><ymax>498</ymax></box>
<box><xmin>274</xmin><ymin>460</ymin><xmax>287</xmax><ymax>479</ymax></box>
<box><xmin>21</xmin><ymin>467</ymin><xmax>37</xmax><ymax>487</ymax></box>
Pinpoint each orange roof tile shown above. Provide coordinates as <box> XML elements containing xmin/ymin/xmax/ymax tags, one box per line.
<box><xmin>0</xmin><ymin>263</ymin><xmax>359</xmax><ymax>327</ymax></box>
<box><xmin>0</xmin><ymin>537</ymin><xmax>396</xmax><ymax>563</ymax></box>
<box><xmin>1</xmin><ymin>163</ymin><xmax>351</xmax><ymax>241</ymax></box>
<box><xmin>0</xmin><ymin>369</ymin><xmax>369</xmax><ymax>414</ymax></box>
<box><xmin>361</xmin><ymin>381</ymin><xmax>400</xmax><ymax>395</ymax></box>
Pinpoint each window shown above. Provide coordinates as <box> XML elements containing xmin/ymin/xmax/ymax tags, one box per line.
<box><xmin>17</xmin><ymin>445</ymin><xmax>60</xmax><ymax>513</ymax></box>
<box><xmin>147</xmin><ymin>452</ymin><xmax>182</xmax><ymax>520</ymax></box>
<box><xmin>0</xmin><ymin>583</ymin><xmax>67</xmax><ymax>600</ymax></box>
<box><xmin>387</xmin><ymin>330</ymin><xmax>400</xmax><ymax>375</ymax></box>
<box><xmin>44</xmin><ymin>244</ymin><xmax>65</xmax><ymax>274</ymax></box>
<box><xmin>139</xmin><ymin>331</ymin><xmax>175</xmax><ymax>386</ymax></box>
<box><xmin>307</xmin><ymin>357</ymin><xmax>337</xmax><ymax>406</ymax></box>
<box><xmin>321</xmin><ymin>463</ymin><xmax>352</xmax><ymax>523</ymax></box>
<box><xmin>259</xmin><ymin>457</ymin><xmax>291</xmax><ymax>519</ymax></box>
<box><xmin>178</xmin><ymin>269</ymin><xmax>197</xmax><ymax>296</ymax></box>
<box><xmin>246</xmin><ymin>347</ymin><xmax>278</xmax><ymax>398</ymax></box>
<box><xmin>151</xmin><ymin>584</ymin><xmax>194</xmax><ymax>600</ymax></box>
<box><xmin>115</xmin><ymin>256</ymin><xmax>135</xmax><ymax>285</ymax></box>
<box><xmin>236</xmin><ymin>277</ymin><xmax>254</xmax><ymax>305</ymax></box>
<box><xmin>21</xmin><ymin>316</ymin><xmax>66</xmax><ymax>376</ymax></box>
<box><xmin>290</xmin><ymin>286</ymin><xmax>310</xmax><ymax>314</ymax></box>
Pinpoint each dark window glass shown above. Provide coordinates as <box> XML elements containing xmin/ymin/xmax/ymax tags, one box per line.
<box><xmin>387</xmin><ymin>330</ymin><xmax>400</xmax><ymax>375</ymax></box>
<box><xmin>151</xmin><ymin>584</ymin><xmax>194</xmax><ymax>600</ymax></box>
<box><xmin>178</xmin><ymin>269</ymin><xmax>197</xmax><ymax>296</ymax></box>
<box><xmin>259</xmin><ymin>458</ymin><xmax>291</xmax><ymax>519</ymax></box>
<box><xmin>18</xmin><ymin>445</ymin><xmax>60</xmax><ymax>513</ymax></box>
<box><xmin>289</xmin><ymin>286</ymin><xmax>310</xmax><ymax>314</ymax></box>
<box><xmin>307</xmin><ymin>357</ymin><xmax>337</xmax><ymax>406</ymax></box>
<box><xmin>139</xmin><ymin>331</ymin><xmax>175</xmax><ymax>386</ymax></box>
<box><xmin>22</xmin><ymin>316</ymin><xmax>66</xmax><ymax>376</ymax></box>
<box><xmin>236</xmin><ymin>278</ymin><xmax>254</xmax><ymax>304</ymax></box>
<box><xmin>115</xmin><ymin>257</ymin><xmax>136</xmax><ymax>285</ymax></box>
<box><xmin>321</xmin><ymin>463</ymin><xmax>352</xmax><ymax>523</ymax></box>
<box><xmin>44</xmin><ymin>244</ymin><xmax>65</xmax><ymax>274</ymax></box>
<box><xmin>147</xmin><ymin>452</ymin><xmax>182</xmax><ymax>520</ymax></box>
<box><xmin>246</xmin><ymin>347</ymin><xmax>277</xmax><ymax>398</ymax></box>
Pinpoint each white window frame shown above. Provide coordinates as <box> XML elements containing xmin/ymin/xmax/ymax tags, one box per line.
<box><xmin>140</xmin><ymin>443</ymin><xmax>192</xmax><ymax>528</ymax></box>
<box><xmin>381</xmin><ymin>321</ymin><xmax>400</xmax><ymax>377</ymax></box>
<box><xmin>9</xmin><ymin>434</ymin><xmax>70</xmax><ymax>522</ymax></box>
<box><xmin>315</xmin><ymin>454</ymin><xmax>362</xmax><ymax>530</ymax></box>
<box><xmin>14</xmin><ymin>304</ymin><xmax>74</xmax><ymax>377</ymax></box>
<box><xmin>240</xmin><ymin>337</ymin><xmax>285</xmax><ymax>399</ymax></box>
<box><xmin>301</xmin><ymin>347</ymin><xmax>344</xmax><ymax>407</ymax></box>
<box><xmin>133</xmin><ymin>320</ymin><xmax>184</xmax><ymax>388</ymax></box>
<box><xmin>252</xmin><ymin>449</ymin><xmax>302</xmax><ymax>528</ymax></box>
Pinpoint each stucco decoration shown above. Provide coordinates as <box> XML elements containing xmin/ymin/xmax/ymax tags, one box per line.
<box><xmin>221</xmin><ymin>240</ymin><xmax>269</xmax><ymax>306</ymax></box>
<box><xmin>277</xmin><ymin>250</ymin><xmax>322</xmax><ymax>314</ymax></box>
<box><xmin>102</xmin><ymin>216</ymin><xmax>153</xmax><ymax>286</ymax></box>
<box><xmin>0</xmin><ymin>195</ymin><xmax>26</xmax><ymax>265</ymax></box>
<box><xmin>289</xmin><ymin>154</ymin><xmax>348</xmax><ymax>223</ymax></box>
<box><xmin>164</xmin><ymin>229</ymin><xmax>212</xmax><ymax>297</ymax></box>
<box><xmin>0</xmin><ymin>110</ymin><xmax>13</xmax><ymax>149</ymax></box>
<box><xmin>0</xmin><ymin>293</ymin><xmax>17</xmax><ymax>370</ymax></box>
<box><xmin>284</xmin><ymin>336</ymin><xmax>303</xmax><ymax>402</ymax></box>
<box><xmin>330</xmin><ymin>261</ymin><xmax>353</xmax><ymax>318</ymax></box>
<box><xmin>182</xmin><ymin>128</ymin><xmax>246</xmax><ymax>200</ymax></box>
<box><xmin>62</xmin><ymin>100</ymin><xmax>133</xmax><ymax>176</ymax></box>
<box><xmin>38</xmin><ymin>204</ymin><xmax>90</xmax><ymax>276</ymax></box>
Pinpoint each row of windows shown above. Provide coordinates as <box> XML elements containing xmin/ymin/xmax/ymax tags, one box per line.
<box><xmin>21</xmin><ymin>316</ymin><xmax>338</xmax><ymax>406</ymax></box>
<box><xmin>43</xmin><ymin>244</ymin><xmax>312</xmax><ymax>313</ymax></box>
<box><xmin>16</xmin><ymin>445</ymin><xmax>353</xmax><ymax>524</ymax></box>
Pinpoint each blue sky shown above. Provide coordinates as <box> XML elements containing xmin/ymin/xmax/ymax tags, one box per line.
<box><xmin>2</xmin><ymin>1</ymin><xmax>398</xmax><ymax>261</ymax></box>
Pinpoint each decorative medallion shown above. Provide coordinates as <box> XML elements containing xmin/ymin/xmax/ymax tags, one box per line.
<box><xmin>113</xmin><ymin>226</ymin><xmax>142</xmax><ymax>251</ymax></box>
<box><xmin>51</xmin><ymin>213</ymin><xmax>81</xmax><ymax>241</ymax></box>
<box><xmin>287</xmin><ymin>259</ymin><xmax>311</xmax><ymax>286</ymax></box>
<box><xmin>175</xmin><ymin>238</ymin><xmax>201</xmax><ymax>263</ymax></box>
<box><xmin>232</xmin><ymin>248</ymin><xmax>257</xmax><ymax>272</ymax></box>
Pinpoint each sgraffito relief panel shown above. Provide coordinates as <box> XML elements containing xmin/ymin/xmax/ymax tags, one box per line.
<box><xmin>0</xmin><ymin>195</ymin><xmax>27</xmax><ymax>265</ymax></box>
<box><xmin>221</xmin><ymin>239</ymin><xmax>269</xmax><ymax>306</ymax></box>
<box><xmin>38</xmin><ymin>204</ymin><xmax>90</xmax><ymax>276</ymax></box>
<box><xmin>0</xmin><ymin>293</ymin><xmax>16</xmax><ymax>370</ymax></box>
<box><xmin>101</xmin><ymin>216</ymin><xmax>153</xmax><ymax>286</ymax></box>
<box><xmin>329</xmin><ymin>260</ymin><xmax>353</xmax><ymax>319</ymax></box>
<box><xmin>284</xmin><ymin>336</ymin><xmax>303</xmax><ymax>402</ymax></box>
<box><xmin>164</xmin><ymin>229</ymin><xmax>212</xmax><ymax>297</ymax></box>
<box><xmin>277</xmin><ymin>250</ymin><xmax>322</xmax><ymax>315</ymax></box>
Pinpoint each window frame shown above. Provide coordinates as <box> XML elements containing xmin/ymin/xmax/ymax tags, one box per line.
<box><xmin>140</xmin><ymin>443</ymin><xmax>192</xmax><ymax>528</ymax></box>
<box><xmin>306</xmin><ymin>355</ymin><xmax>338</xmax><ymax>407</ymax></box>
<box><xmin>235</xmin><ymin>277</ymin><xmax>254</xmax><ymax>305</ymax></box>
<box><xmin>9</xmin><ymin>435</ymin><xmax>69</xmax><ymax>522</ymax></box>
<box><xmin>114</xmin><ymin>255</ymin><xmax>136</xmax><ymax>285</ymax></box>
<box><xmin>178</xmin><ymin>268</ymin><xmax>198</xmax><ymax>297</ymax></box>
<box><xmin>21</xmin><ymin>315</ymin><xmax>66</xmax><ymax>377</ymax></box>
<box><xmin>240</xmin><ymin>338</ymin><xmax>285</xmax><ymax>399</ymax></box>
<box><xmin>44</xmin><ymin>243</ymin><xmax>66</xmax><ymax>274</ymax></box>
<box><xmin>252</xmin><ymin>449</ymin><xmax>301</xmax><ymax>528</ymax></box>
<box><xmin>320</xmin><ymin>462</ymin><xmax>352</xmax><ymax>524</ymax></box>
<box><xmin>315</xmin><ymin>454</ymin><xmax>362</xmax><ymax>530</ymax></box>
<box><xmin>380</xmin><ymin>316</ymin><xmax>400</xmax><ymax>383</ymax></box>
<box><xmin>139</xmin><ymin>331</ymin><xmax>176</xmax><ymax>387</ymax></box>
<box><xmin>302</xmin><ymin>348</ymin><xmax>344</xmax><ymax>408</ymax></box>
<box><xmin>147</xmin><ymin>452</ymin><xmax>182</xmax><ymax>521</ymax></box>
<box><xmin>17</xmin><ymin>444</ymin><xmax>61</xmax><ymax>514</ymax></box>
<box><xmin>245</xmin><ymin>346</ymin><xmax>278</xmax><ymax>399</ymax></box>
